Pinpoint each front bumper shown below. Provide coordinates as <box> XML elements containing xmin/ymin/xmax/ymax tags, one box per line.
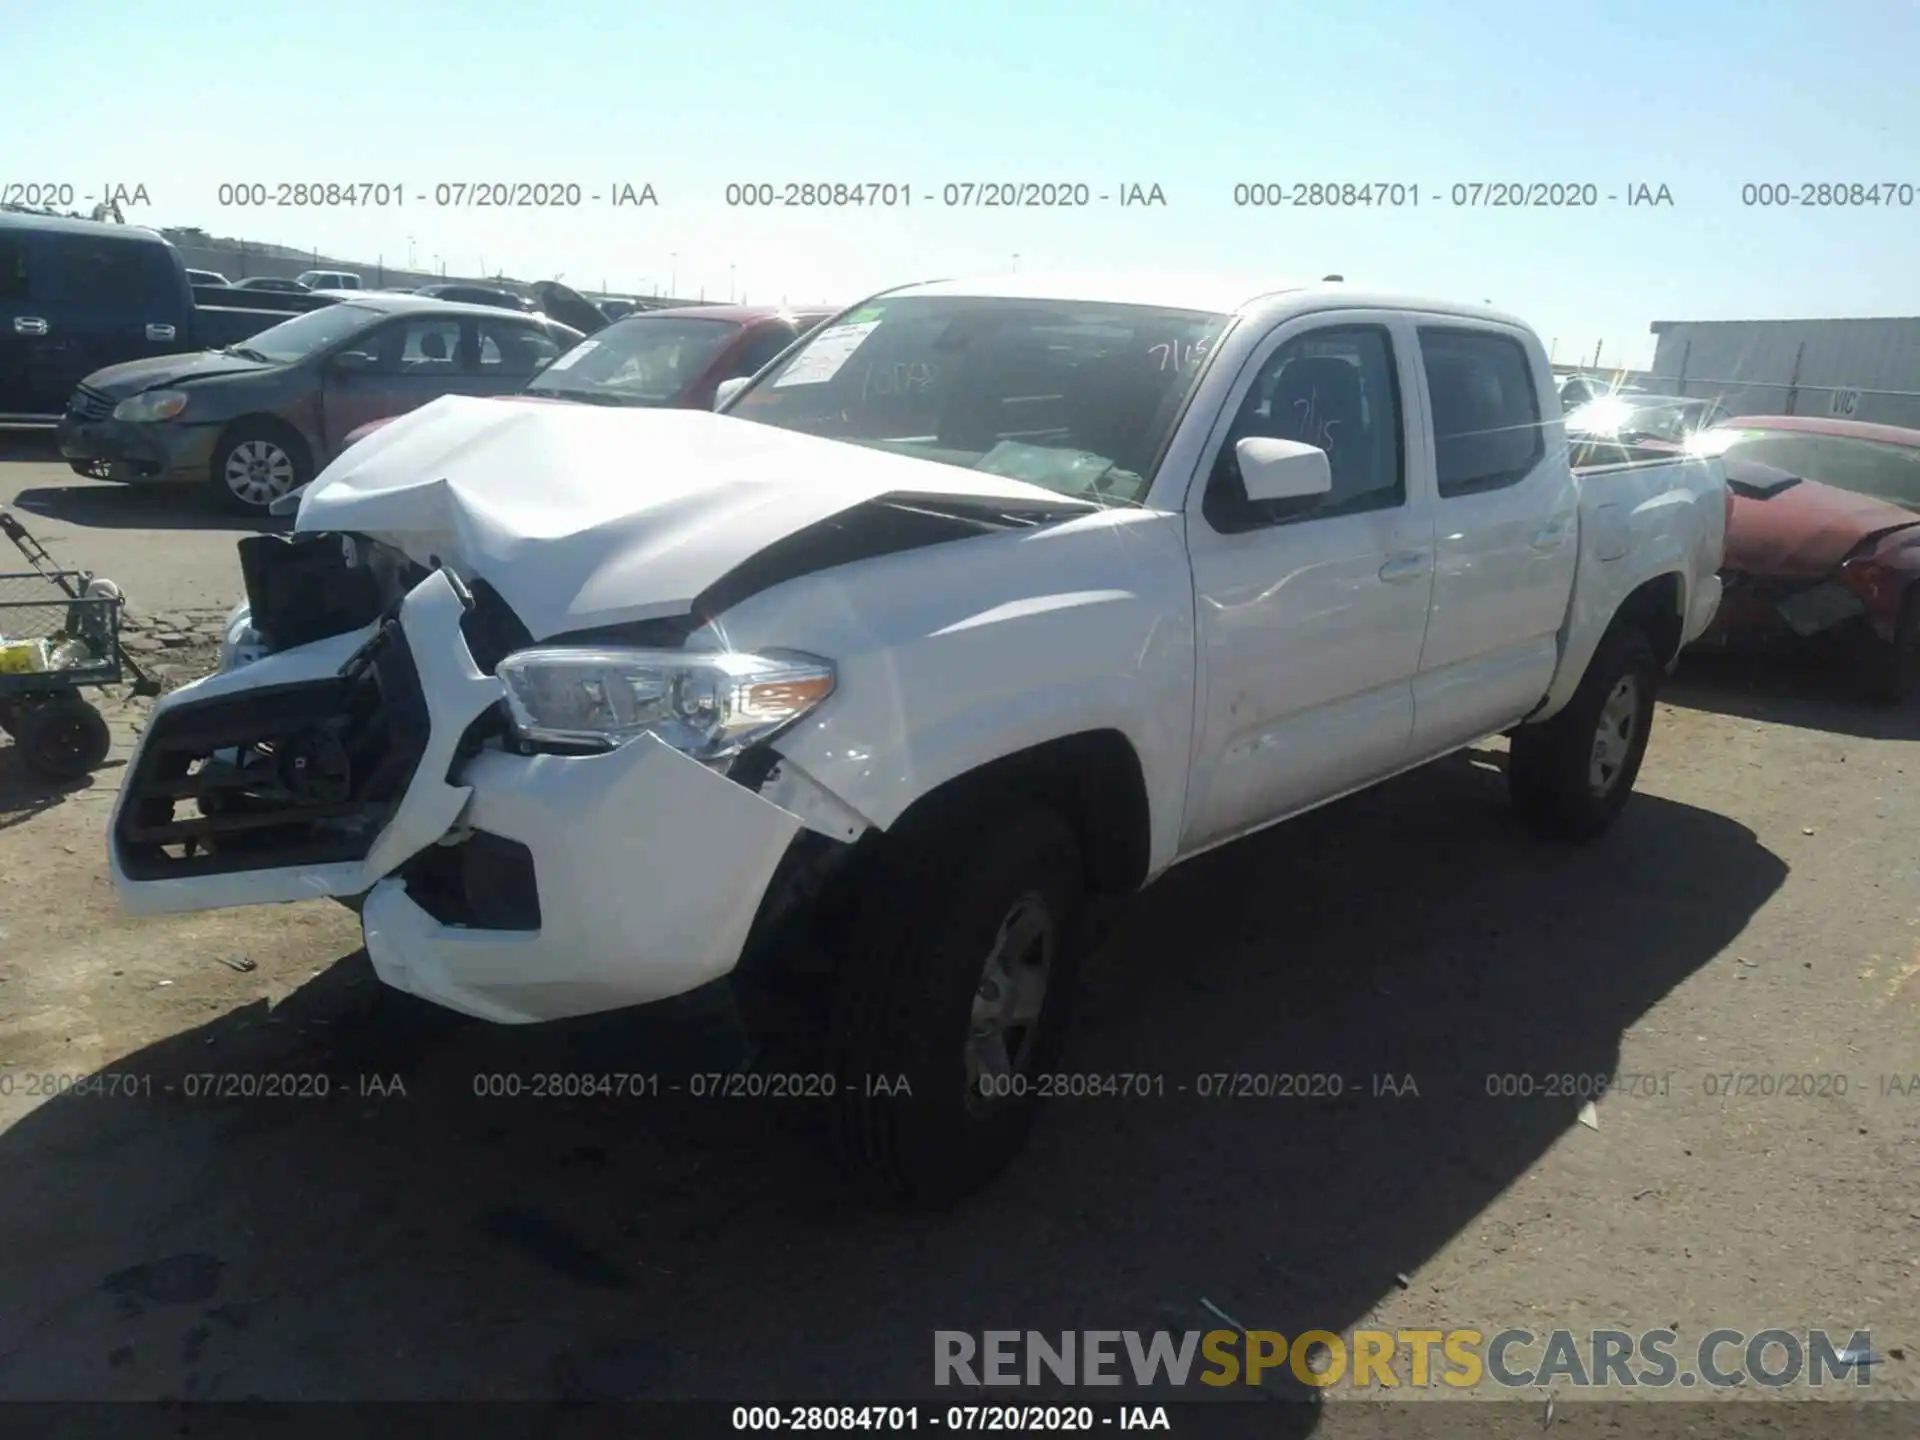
<box><xmin>56</xmin><ymin>415</ymin><xmax>220</xmax><ymax>484</ymax></box>
<box><xmin>109</xmin><ymin>569</ymin><xmax>805</xmax><ymax>1024</ymax></box>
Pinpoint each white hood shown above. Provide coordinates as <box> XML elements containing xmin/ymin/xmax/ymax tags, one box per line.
<box><xmin>295</xmin><ymin>395</ymin><xmax>1086</xmax><ymax>639</ymax></box>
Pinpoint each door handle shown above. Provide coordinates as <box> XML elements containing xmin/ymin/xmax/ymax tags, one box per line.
<box><xmin>12</xmin><ymin>317</ymin><xmax>48</xmax><ymax>336</ymax></box>
<box><xmin>1531</xmin><ymin>522</ymin><xmax>1568</xmax><ymax>551</ymax></box>
<box><xmin>1379</xmin><ymin>551</ymin><xmax>1432</xmax><ymax>583</ymax></box>
<box><xmin>146</xmin><ymin>323</ymin><xmax>176</xmax><ymax>342</ymax></box>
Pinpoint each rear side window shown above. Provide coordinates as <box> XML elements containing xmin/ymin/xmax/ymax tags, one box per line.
<box><xmin>475</xmin><ymin>319</ymin><xmax>561</xmax><ymax>374</ymax></box>
<box><xmin>0</xmin><ymin>237</ymin><xmax>27</xmax><ymax>302</ymax></box>
<box><xmin>1420</xmin><ymin>328</ymin><xmax>1544</xmax><ymax>497</ymax></box>
<box><xmin>53</xmin><ymin>239</ymin><xmax>172</xmax><ymax>307</ymax></box>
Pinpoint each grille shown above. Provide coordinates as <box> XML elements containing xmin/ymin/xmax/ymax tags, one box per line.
<box><xmin>114</xmin><ymin>621</ymin><xmax>431</xmax><ymax>880</ymax></box>
<box><xmin>68</xmin><ymin>386</ymin><xmax>113</xmax><ymax>422</ymax></box>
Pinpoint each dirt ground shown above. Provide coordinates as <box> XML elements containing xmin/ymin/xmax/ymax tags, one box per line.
<box><xmin>0</xmin><ymin>446</ymin><xmax>1914</xmax><ymax>1433</ymax></box>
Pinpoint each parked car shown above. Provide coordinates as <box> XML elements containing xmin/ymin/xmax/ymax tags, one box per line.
<box><xmin>597</xmin><ymin>298</ymin><xmax>640</xmax><ymax>322</ymax></box>
<box><xmin>338</xmin><ymin>304</ymin><xmax>833</xmax><ymax>450</ymax></box>
<box><xmin>231</xmin><ymin>276</ymin><xmax>311</xmax><ymax>294</ymax></box>
<box><xmin>54</xmin><ymin>295</ymin><xmax>582</xmax><ymax>512</ymax></box>
<box><xmin>110</xmin><ymin>273</ymin><xmax>1727</xmax><ymax>1200</ymax></box>
<box><xmin>411</xmin><ymin>283</ymin><xmax>533</xmax><ymax>312</ymax></box>
<box><xmin>185</xmin><ymin>268</ymin><xmax>230</xmax><ymax>287</ymax></box>
<box><xmin>1684</xmin><ymin>415</ymin><xmax>1920</xmax><ymax>700</ymax></box>
<box><xmin>1558</xmin><ymin>373</ymin><xmax>1643</xmax><ymax>409</ymax></box>
<box><xmin>1567</xmin><ymin>392</ymin><xmax>1730</xmax><ymax>445</ymax></box>
<box><xmin>0</xmin><ymin>213</ymin><xmax>314</xmax><ymax>424</ymax></box>
<box><xmin>296</xmin><ymin>270</ymin><xmax>362</xmax><ymax>291</ymax></box>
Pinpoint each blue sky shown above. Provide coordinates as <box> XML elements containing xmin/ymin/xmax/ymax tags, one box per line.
<box><xmin>10</xmin><ymin>0</ymin><xmax>1920</xmax><ymax>365</ymax></box>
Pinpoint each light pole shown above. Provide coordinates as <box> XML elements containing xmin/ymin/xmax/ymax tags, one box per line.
<box><xmin>1012</xmin><ymin>253</ymin><xmax>1020</xmax><ymax>273</ymax></box>
<box><xmin>729</xmin><ymin>264</ymin><xmax>736</xmax><ymax>302</ymax></box>
<box><xmin>407</xmin><ymin>237</ymin><xmax>416</xmax><ymax>269</ymax></box>
<box><xmin>670</xmin><ymin>252</ymin><xmax>678</xmax><ymax>295</ymax></box>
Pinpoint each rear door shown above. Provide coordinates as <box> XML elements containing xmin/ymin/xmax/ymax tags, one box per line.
<box><xmin>1409</xmin><ymin>322</ymin><xmax>1578</xmax><ymax>755</ymax></box>
<box><xmin>43</xmin><ymin>235</ymin><xmax>190</xmax><ymax>401</ymax></box>
<box><xmin>467</xmin><ymin>316</ymin><xmax>564</xmax><ymax>397</ymax></box>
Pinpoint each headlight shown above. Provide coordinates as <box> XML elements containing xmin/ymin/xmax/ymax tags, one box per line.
<box><xmin>112</xmin><ymin>389</ymin><xmax>190</xmax><ymax>422</ymax></box>
<box><xmin>495</xmin><ymin>647</ymin><xmax>836</xmax><ymax>761</ymax></box>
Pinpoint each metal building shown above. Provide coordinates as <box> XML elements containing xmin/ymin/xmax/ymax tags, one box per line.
<box><xmin>1646</xmin><ymin>317</ymin><xmax>1920</xmax><ymax>429</ymax></box>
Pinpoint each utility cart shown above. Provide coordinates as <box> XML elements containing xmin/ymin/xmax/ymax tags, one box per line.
<box><xmin>0</xmin><ymin>508</ymin><xmax>159</xmax><ymax>781</ymax></box>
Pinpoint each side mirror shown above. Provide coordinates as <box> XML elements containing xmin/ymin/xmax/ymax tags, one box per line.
<box><xmin>1236</xmin><ymin>436</ymin><xmax>1332</xmax><ymax>502</ymax></box>
<box><xmin>714</xmin><ymin>376</ymin><xmax>750</xmax><ymax>411</ymax></box>
<box><xmin>330</xmin><ymin>350</ymin><xmax>374</xmax><ymax>372</ymax></box>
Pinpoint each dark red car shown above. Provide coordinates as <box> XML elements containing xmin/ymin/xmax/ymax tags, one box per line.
<box><xmin>1688</xmin><ymin>415</ymin><xmax>1920</xmax><ymax>701</ymax></box>
<box><xmin>341</xmin><ymin>303</ymin><xmax>837</xmax><ymax>448</ymax></box>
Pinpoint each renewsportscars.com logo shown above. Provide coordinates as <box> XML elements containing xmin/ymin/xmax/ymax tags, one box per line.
<box><xmin>934</xmin><ymin>1328</ymin><xmax>1878</xmax><ymax>1390</ymax></box>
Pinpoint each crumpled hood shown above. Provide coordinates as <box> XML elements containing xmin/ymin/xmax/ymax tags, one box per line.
<box><xmin>84</xmin><ymin>350</ymin><xmax>274</xmax><ymax>397</ymax></box>
<box><xmin>294</xmin><ymin>393</ymin><xmax>1091</xmax><ymax>639</ymax></box>
<box><xmin>1726</xmin><ymin>474</ymin><xmax>1920</xmax><ymax>578</ymax></box>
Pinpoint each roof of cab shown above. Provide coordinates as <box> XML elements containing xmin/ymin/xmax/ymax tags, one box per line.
<box><xmin>884</xmin><ymin>271</ymin><xmax>1533</xmax><ymax>330</ymax></box>
<box><xmin>0</xmin><ymin>210</ymin><xmax>170</xmax><ymax>243</ymax></box>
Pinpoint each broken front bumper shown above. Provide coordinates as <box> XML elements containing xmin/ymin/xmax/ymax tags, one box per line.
<box><xmin>109</xmin><ymin>570</ymin><xmax>804</xmax><ymax>1024</ymax></box>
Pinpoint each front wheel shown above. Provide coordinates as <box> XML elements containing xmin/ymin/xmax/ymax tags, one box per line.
<box><xmin>1508</xmin><ymin>627</ymin><xmax>1659</xmax><ymax>841</ymax></box>
<box><xmin>827</xmin><ymin>798</ymin><xmax>1086</xmax><ymax>1205</ymax></box>
<box><xmin>210</xmin><ymin>423</ymin><xmax>309</xmax><ymax>514</ymax></box>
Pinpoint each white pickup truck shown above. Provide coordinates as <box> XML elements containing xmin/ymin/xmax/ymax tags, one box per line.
<box><xmin>109</xmin><ymin>273</ymin><xmax>1727</xmax><ymax>1201</ymax></box>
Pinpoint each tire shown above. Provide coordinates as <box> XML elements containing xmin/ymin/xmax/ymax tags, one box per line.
<box><xmin>827</xmin><ymin>797</ymin><xmax>1086</xmax><ymax>1205</ymax></box>
<box><xmin>1859</xmin><ymin>588</ymin><xmax>1919</xmax><ymax>705</ymax></box>
<box><xmin>1508</xmin><ymin>626</ymin><xmax>1659</xmax><ymax>841</ymax></box>
<box><xmin>14</xmin><ymin>697</ymin><xmax>112</xmax><ymax>780</ymax></box>
<box><xmin>210</xmin><ymin>422</ymin><xmax>309</xmax><ymax>514</ymax></box>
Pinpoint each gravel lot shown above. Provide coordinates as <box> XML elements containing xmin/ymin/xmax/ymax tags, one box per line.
<box><xmin>0</xmin><ymin>439</ymin><xmax>1914</xmax><ymax>1433</ymax></box>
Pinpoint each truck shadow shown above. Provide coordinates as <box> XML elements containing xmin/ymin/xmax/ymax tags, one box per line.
<box><xmin>0</xmin><ymin>752</ymin><xmax>1785</xmax><ymax>1422</ymax></box>
<box><xmin>1664</xmin><ymin>648</ymin><xmax>1920</xmax><ymax>741</ymax></box>
<box><xmin>0</xmin><ymin>743</ymin><xmax>113</xmax><ymax>828</ymax></box>
<box><xmin>7</xmin><ymin>485</ymin><xmax>280</xmax><ymax>537</ymax></box>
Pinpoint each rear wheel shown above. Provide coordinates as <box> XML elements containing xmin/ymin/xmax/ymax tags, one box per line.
<box><xmin>210</xmin><ymin>422</ymin><xmax>309</xmax><ymax>514</ymax></box>
<box><xmin>1508</xmin><ymin>627</ymin><xmax>1659</xmax><ymax>841</ymax></box>
<box><xmin>826</xmin><ymin>797</ymin><xmax>1086</xmax><ymax>1205</ymax></box>
<box><xmin>13</xmin><ymin>697</ymin><xmax>112</xmax><ymax>780</ymax></box>
<box><xmin>1858</xmin><ymin>588</ymin><xmax>1920</xmax><ymax>705</ymax></box>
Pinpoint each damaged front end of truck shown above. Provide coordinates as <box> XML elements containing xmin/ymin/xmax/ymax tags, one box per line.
<box><xmin>107</xmin><ymin>394</ymin><xmax>1101</xmax><ymax>1022</ymax></box>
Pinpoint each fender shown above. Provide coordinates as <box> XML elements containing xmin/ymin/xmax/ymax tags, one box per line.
<box><xmin>706</xmin><ymin>507</ymin><xmax>1199</xmax><ymax>874</ymax></box>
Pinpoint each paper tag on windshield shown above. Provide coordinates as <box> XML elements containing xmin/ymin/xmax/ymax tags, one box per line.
<box><xmin>546</xmin><ymin>340</ymin><xmax>598</xmax><ymax>371</ymax></box>
<box><xmin>772</xmin><ymin>321</ymin><xmax>880</xmax><ymax>387</ymax></box>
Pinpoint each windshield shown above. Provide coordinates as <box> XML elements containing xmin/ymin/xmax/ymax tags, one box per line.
<box><xmin>231</xmin><ymin>302</ymin><xmax>384</xmax><ymax>364</ymax></box>
<box><xmin>527</xmin><ymin>316</ymin><xmax>741</xmax><ymax>404</ymax></box>
<box><xmin>1701</xmin><ymin>428</ymin><xmax>1920</xmax><ymax>510</ymax></box>
<box><xmin>728</xmin><ymin>296</ymin><xmax>1233</xmax><ymax>504</ymax></box>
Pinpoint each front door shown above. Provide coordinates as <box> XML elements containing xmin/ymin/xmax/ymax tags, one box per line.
<box><xmin>318</xmin><ymin>313</ymin><xmax>466</xmax><ymax>457</ymax></box>
<box><xmin>1179</xmin><ymin>314</ymin><xmax>1437</xmax><ymax>854</ymax></box>
<box><xmin>0</xmin><ymin>230</ymin><xmax>60</xmax><ymax>418</ymax></box>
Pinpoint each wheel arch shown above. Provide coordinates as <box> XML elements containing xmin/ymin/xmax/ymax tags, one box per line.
<box><xmin>1532</xmin><ymin>567</ymin><xmax>1689</xmax><ymax>724</ymax></box>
